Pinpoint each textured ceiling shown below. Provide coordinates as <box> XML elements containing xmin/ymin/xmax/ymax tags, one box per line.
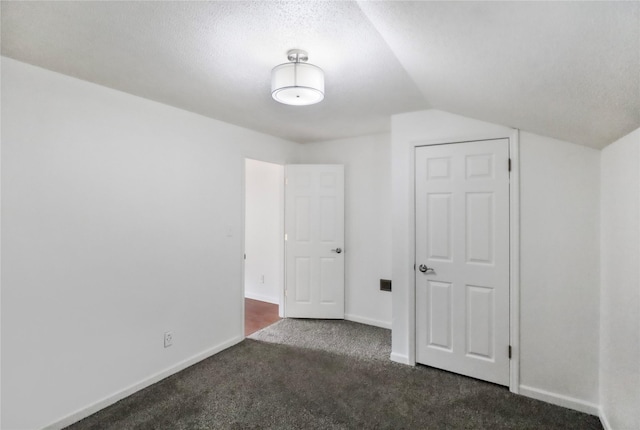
<box><xmin>2</xmin><ymin>1</ymin><xmax>639</xmax><ymax>148</ymax></box>
<box><xmin>358</xmin><ymin>1</ymin><xmax>640</xmax><ymax>148</ymax></box>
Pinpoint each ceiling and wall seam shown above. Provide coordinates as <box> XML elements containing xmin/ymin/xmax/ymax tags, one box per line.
<box><xmin>1</xmin><ymin>1</ymin><xmax>638</xmax><ymax>148</ymax></box>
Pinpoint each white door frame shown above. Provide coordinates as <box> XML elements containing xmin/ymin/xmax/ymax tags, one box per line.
<box><xmin>409</xmin><ymin>131</ymin><xmax>520</xmax><ymax>394</ymax></box>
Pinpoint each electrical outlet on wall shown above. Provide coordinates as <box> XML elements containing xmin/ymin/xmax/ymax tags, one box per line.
<box><xmin>164</xmin><ymin>331</ymin><xmax>173</xmax><ymax>348</ymax></box>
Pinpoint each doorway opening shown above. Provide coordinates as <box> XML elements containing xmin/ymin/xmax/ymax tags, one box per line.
<box><xmin>244</xmin><ymin>159</ymin><xmax>284</xmax><ymax>336</ymax></box>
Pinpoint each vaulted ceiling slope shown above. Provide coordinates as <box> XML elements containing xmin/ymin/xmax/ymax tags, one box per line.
<box><xmin>358</xmin><ymin>1</ymin><xmax>640</xmax><ymax>149</ymax></box>
<box><xmin>2</xmin><ymin>1</ymin><xmax>638</xmax><ymax>148</ymax></box>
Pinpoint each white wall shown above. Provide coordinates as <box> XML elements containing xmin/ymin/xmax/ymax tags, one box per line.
<box><xmin>300</xmin><ymin>134</ymin><xmax>392</xmax><ymax>328</ymax></box>
<box><xmin>390</xmin><ymin>110</ymin><xmax>601</xmax><ymax>412</ymax></box>
<box><xmin>519</xmin><ymin>132</ymin><xmax>600</xmax><ymax>410</ymax></box>
<box><xmin>0</xmin><ymin>58</ymin><xmax>299</xmax><ymax>430</ymax></box>
<box><xmin>600</xmin><ymin>128</ymin><xmax>640</xmax><ymax>430</ymax></box>
<box><xmin>244</xmin><ymin>159</ymin><xmax>283</xmax><ymax>305</ymax></box>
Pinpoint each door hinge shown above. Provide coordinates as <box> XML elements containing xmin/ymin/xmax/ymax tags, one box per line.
<box><xmin>284</xmin><ymin>233</ymin><xmax>288</xmax><ymax>241</ymax></box>
<box><xmin>284</xmin><ymin>288</ymin><xmax>287</xmax><ymax>298</ymax></box>
<box><xmin>414</xmin><ymin>263</ymin><xmax>416</xmax><ymax>271</ymax></box>
<box><xmin>508</xmin><ymin>345</ymin><xmax>512</xmax><ymax>359</ymax></box>
<box><xmin>508</xmin><ymin>158</ymin><xmax>512</xmax><ymax>172</ymax></box>
<box><xmin>285</xmin><ymin>178</ymin><xmax>288</xmax><ymax>185</ymax></box>
<box><xmin>244</xmin><ymin>253</ymin><xmax>246</xmax><ymax>260</ymax></box>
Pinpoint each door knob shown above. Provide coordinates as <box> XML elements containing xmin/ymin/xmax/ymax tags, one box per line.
<box><xmin>331</xmin><ymin>248</ymin><xmax>342</xmax><ymax>254</ymax></box>
<box><xmin>418</xmin><ymin>264</ymin><xmax>433</xmax><ymax>273</ymax></box>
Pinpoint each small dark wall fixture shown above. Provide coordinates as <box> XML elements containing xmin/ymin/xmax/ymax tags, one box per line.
<box><xmin>380</xmin><ymin>279</ymin><xmax>392</xmax><ymax>292</ymax></box>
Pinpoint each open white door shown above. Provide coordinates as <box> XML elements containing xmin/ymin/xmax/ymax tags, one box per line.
<box><xmin>415</xmin><ymin>139</ymin><xmax>510</xmax><ymax>386</ymax></box>
<box><xmin>284</xmin><ymin>165</ymin><xmax>344</xmax><ymax>319</ymax></box>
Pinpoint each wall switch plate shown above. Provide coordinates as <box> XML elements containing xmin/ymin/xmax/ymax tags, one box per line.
<box><xmin>380</xmin><ymin>279</ymin><xmax>392</xmax><ymax>292</ymax></box>
<box><xmin>164</xmin><ymin>331</ymin><xmax>173</xmax><ymax>348</ymax></box>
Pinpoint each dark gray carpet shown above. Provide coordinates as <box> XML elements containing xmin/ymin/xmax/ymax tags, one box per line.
<box><xmin>67</xmin><ymin>319</ymin><xmax>602</xmax><ymax>429</ymax></box>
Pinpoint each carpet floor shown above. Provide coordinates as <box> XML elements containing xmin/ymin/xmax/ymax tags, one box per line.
<box><xmin>67</xmin><ymin>319</ymin><xmax>602</xmax><ymax>429</ymax></box>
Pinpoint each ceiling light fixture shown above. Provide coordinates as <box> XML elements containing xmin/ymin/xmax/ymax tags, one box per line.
<box><xmin>271</xmin><ymin>49</ymin><xmax>324</xmax><ymax>106</ymax></box>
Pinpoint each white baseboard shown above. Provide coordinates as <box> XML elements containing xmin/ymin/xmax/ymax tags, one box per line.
<box><xmin>42</xmin><ymin>336</ymin><xmax>243</xmax><ymax>430</ymax></box>
<box><xmin>599</xmin><ymin>408</ymin><xmax>612</xmax><ymax>430</ymax></box>
<box><xmin>344</xmin><ymin>313</ymin><xmax>391</xmax><ymax>329</ymax></box>
<box><xmin>244</xmin><ymin>291</ymin><xmax>279</xmax><ymax>305</ymax></box>
<box><xmin>390</xmin><ymin>352</ymin><xmax>412</xmax><ymax>365</ymax></box>
<box><xmin>518</xmin><ymin>385</ymin><xmax>599</xmax><ymax>416</ymax></box>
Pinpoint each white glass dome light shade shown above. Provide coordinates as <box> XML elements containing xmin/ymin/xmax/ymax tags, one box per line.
<box><xmin>271</xmin><ymin>62</ymin><xmax>324</xmax><ymax>106</ymax></box>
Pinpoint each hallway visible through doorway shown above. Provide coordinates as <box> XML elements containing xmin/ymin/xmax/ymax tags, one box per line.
<box><xmin>245</xmin><ymin>298</ymin><xmax>280</xmax><ymax>336</ymax></box>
